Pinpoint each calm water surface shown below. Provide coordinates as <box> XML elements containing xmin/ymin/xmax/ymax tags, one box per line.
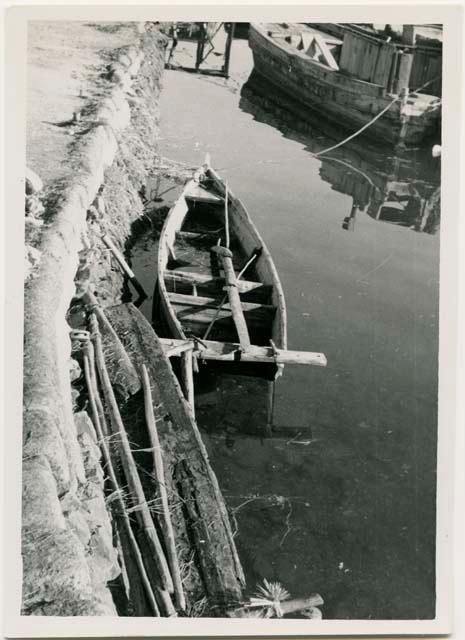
<box><xmin>131</xmin><ymin>40</ymin><xmax>440</xmax><ymax>619</ymax></box>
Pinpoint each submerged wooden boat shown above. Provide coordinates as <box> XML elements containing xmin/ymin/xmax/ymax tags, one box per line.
<box><xmin>249</xmin><ymin>22</ymin><xmax>442</xmax><ymax>147</ymax></box>
<box><xmin>157</xmin><ymin>157</ymin><xmax>287</xmax><ymax>380</ymax></box>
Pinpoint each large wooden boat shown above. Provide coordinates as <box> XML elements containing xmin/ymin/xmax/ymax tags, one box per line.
<box><xmin>248</xmin><ymin>22</ymin><xmax>442</xmax><ymax>147</ymax></box>
<box><xmin>157</xmin><ymin>157</ymin><xmax>288</xmax><ymax>381</ymax></box>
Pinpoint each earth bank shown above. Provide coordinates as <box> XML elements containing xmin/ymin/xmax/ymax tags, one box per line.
<box><xmin>23</xmin><ymin>22</ymin><xmax>169</xmax><ymax>615</ymax></box>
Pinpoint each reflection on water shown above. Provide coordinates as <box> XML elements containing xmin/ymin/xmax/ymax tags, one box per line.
<box><xmin>240</xmin><ymin>70</ymin><xmax>441</xmax><ymax>236</ymax></box>
<box><xmin>130</xmin><ymin>42</ymin><xmax>440</xmax><ymax>620</ymax></box>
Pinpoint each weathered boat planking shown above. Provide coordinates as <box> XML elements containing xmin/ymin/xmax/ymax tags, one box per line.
<box><xmin>157</xmin><ymin>157</ymin><xmax>287</xmax><ymax>380</ymax></box>
<box><xmin>105</xmin><ymin>302</ymin><xmax>245</xmax><ymax>613</ymax></box>
<box><xmin>248</xmin><ymin>22</ymin><xmax>441</xmax><ymax>147</ymax></box>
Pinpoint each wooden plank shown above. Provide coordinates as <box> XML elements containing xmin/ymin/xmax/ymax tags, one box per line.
<box><xmin>313</xmin><ymin>33</ymin><xmax>339</xmax><ymax>70</ymax></box>
<box><xmin>105</xmin><ymin>303</ymin><xmax>246</xmax><ymax>606</ymax></box>
<box><xmin>170</xmin><ymin>295</ymin><xmax>275</xmax><ymax>332</ymax></box>
<box><xmin>159</xmin><ymin>337</ymin><xmax>328</xmax><ymax>367</ymax></box>
<box><xmin>184</xmin><ymin>183</ymin><xmax>224</xmax><ymax>205</ymax></box>
<box><xmin>165</xmin><ymin>270</ymin><xmax>270</xmax><ymax>296</ymax></box>
<box><xmin>167</xmin><ymin>291</ymin><xmax>275</xmax><ymax>313</ymax></box>
<box><xmin>171</xmin><ymin>303</ymin><xmax>273</xmax><ymax>329</ymax></box>
<box><xmin>176</xmin><ymin>230</ymin><xmax>220</xmax><ymax>242</ymax></box>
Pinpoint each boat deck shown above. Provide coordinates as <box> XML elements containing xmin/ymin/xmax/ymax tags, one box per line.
<box><xmin>262</xmin><ymin>22</ymin><xmax>343</xmax><ymax>47</ymax></box>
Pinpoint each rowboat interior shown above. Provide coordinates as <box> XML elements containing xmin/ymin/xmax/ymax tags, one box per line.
<box><xmin>157</xmin><ymin>163</ymin><xmax>287</xmax><ymax>379</ymax></box>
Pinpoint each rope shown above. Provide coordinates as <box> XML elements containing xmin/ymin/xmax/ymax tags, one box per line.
<box><xmin>313</xmin><ymin>96</ymin><xmax>399</xmax><ymax>157</ymax></box>
<box><xmin>313</xmin><ymin>75</ymin><xmax>442</xmax><ymax>158</ymax></box>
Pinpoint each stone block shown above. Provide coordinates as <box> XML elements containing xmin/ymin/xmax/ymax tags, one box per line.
<box><xmin>22</xmin><ymin>456</ymin><xmax>67</xmax><ymax>534</ymax></box>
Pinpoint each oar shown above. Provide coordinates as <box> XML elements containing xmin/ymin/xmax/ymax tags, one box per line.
<box><xmin>210</xmin><ymin>246</ymin><xmax>251</xmax><ymax>349</ymax></box>
<box><xmin>202</xmin><ymin>250</ymin><xmax>259</xmax><ymax>341</ymax></box>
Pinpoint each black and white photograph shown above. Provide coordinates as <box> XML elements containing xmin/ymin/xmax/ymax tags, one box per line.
<box><xmin>3</xmin><ymin>3</ymin><xmax>463</xmax><ymax>637</ymax></box>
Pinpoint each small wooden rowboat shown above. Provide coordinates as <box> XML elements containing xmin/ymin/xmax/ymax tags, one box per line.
<box><xmin>157</xmin><ymin>155</ymin><xmax>327</xmax><ymax>398</ymax></box>
<box><xmin>157</xmin><ymin>156</ymin><xmax>289</xmax><ymax>381</ymax></box>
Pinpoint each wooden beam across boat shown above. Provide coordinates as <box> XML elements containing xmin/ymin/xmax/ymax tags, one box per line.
<box><xmin>159</xmin><ymin>337</ymin><xmax>327</xmax><ymax>367</ymax></box>
<box><xmin>184</xmin><ymin>183</ymin><xmax>224</xmax><ymax>205</ymax></box>
<box><xmin>167</xmin><ymin>291</ymin><xmax>275</xmax><ymax>314</ymax></box>
<box><xmin>165</xmin><ymin>270</ymin><xmax>271</xmax><ymax>296</ymax></box>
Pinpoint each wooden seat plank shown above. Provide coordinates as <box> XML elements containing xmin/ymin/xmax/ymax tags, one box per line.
<box><xmin>184</xmin><ymin>183</ymin><xmax>224</xmax><ymax>205</ymax></box>
<box><xmin>164</xmin><ymin>270</ymin><xmax>271</xmax><ymax>296</ymax></box>
<box><xmin>167</xmin><ymin>291</ymin><xmax>275</xmax><ymax>313</ymax></box>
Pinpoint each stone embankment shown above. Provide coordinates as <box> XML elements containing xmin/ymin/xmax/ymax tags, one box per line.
<box><xmin>23</xmin><ymin>23</ymin><xmax>167</xmax><ymax>615</ymax></box>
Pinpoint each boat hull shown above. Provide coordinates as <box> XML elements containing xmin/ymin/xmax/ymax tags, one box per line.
<box><xmin>249</xmin><ymin>23</ymin><xmax>441</xmax><ymax>147</ymax></box>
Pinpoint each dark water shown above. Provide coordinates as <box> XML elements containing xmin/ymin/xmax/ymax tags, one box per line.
<box><xmin>130</xmin><ymin>40</ymin><xmax>440</xmax><ymax>619</ymax></box>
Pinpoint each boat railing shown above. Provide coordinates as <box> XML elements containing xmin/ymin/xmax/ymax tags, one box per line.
<box><xmin>308</xmin><ymin>22</ymin><xmax>442</xmax><ymax>97</ymax></box>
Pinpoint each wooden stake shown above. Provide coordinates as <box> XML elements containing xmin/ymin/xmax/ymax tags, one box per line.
<box><xmin>141</xmin><ymin>364</ymin><xmax>186</xmax><ymax>612</ymax></box>
<box><xmin>82</xmin><ymin>344</ymin><xmax>160</xmax><ymax>616</ymax></box>
<box><xmin>136</xmin><ymin>533</ymin><xmax>177</xmax><ymax>617</ymax></box>
<box><xmin>90</xmin><ymin>314</ymin><xmax>174</xmax><ymax>595</ymax></box>
<box><xmin>224</xmin><ymin>183</ymin><xmax>230</xmax><ymax>249</ymax></box>
<box><xmin>265</xmin><ymin>380</ymin><xmax>275</xmax><ymax>436</ymax></box>
<box><xmin>180</xmin><ymin>349</ymin><xmax>195</xmax><ymax>417</ymax></box>
<box><xmin>223</xmin><ymin>23</ymin><xmax>235</xmax><ymax>78</ymax></box>
<box><xmin>101</xmin><ymin>234</ymin><xmax>147</xmax><ymax>300</ymax></box>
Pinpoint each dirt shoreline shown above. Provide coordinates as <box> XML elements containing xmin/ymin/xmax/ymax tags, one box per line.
<box><xmin>23</xmin><ymin>22</ymin><xmax>168</xmax><ymax>615</ymax></box>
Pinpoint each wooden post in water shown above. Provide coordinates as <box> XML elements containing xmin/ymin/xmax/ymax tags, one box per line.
<box><xmin>396</xmin><ymin>51</ymin><xmax>414</xmax><ymax>95</ymax></box>
<box><xmin>397</xmin><ymin>87</ymin><xmax>411</xmax><ymax>149</ymax></box>
<box><xmin>180</xmin><ymin>348</ymin><xmax>195</xmax><ymax>417</ymax></box>
<box><xmin>265</xmin><ymin>381</ymin><xmax>275</xmax><ymax>437</ymax></box>
<box><xmin>195</xmin><ymin>23</ymin><xmax>206</xmax><ymax>70</ymax></box>
<box><xmin>224</xmin><ymin>183</ymin><xmax>230</xmax><ymax>249</ymax></box>
<box><xmin>223</xmin><ymin>23</ymin><xmax>235</xmax><ymax>78</ymax></box>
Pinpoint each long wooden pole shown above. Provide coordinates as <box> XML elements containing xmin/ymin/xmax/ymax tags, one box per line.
<box><xmin>90</xmin><ymin>314</ymin><xmax>174</xmax><ymax>596</ymax></box>
<box><xmin>83</xmin><ymin>290</ymin><xmax>141</xmax><ymax>398</ymax></box>
<box><xmin>101</xmin><ymin>234</ymin><xmax>147</xmax><ymax>300</ymax></box>
<box><xmin>224</xmin><ymin>183</ymin><xmax>230</xmax><ymax>249</ymax></box>
<box><xmin>160</xmin><ymin>337</ymin><xmax>327</xmax><ymax>367</ymax></box>
<box><xmin>211</xmin><ymin>246</ymin><xmax>251</xmax><ymax>349</ymax></box>
<box><xmin>82</xmin><ymin>343</ymin><xmax>160</xmax><ymax>616</ymax></box>
<box><xmin>140</xmin><ymin>364</ymin><xmax>186</xmax><ymax>611</ymax></box>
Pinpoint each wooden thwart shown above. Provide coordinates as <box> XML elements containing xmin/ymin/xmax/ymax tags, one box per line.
<box><xmin>168</xmin><ymin>292</ymin><xmax>275</xmax><ymax>313</ymax></box>
<box><xmin>160</xmin><ymin>337</ymin><xmax>327</xmax><ymax>367</ymax></box>
<box><xmin>184</xmin><ymin>183</ymin><xmax>224</xmax><ymax>205</ymax></box>
<box><xmin>165</xmin><ymin>270</ymin><xmax>269</xmax><ymax>295</ymax></box>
